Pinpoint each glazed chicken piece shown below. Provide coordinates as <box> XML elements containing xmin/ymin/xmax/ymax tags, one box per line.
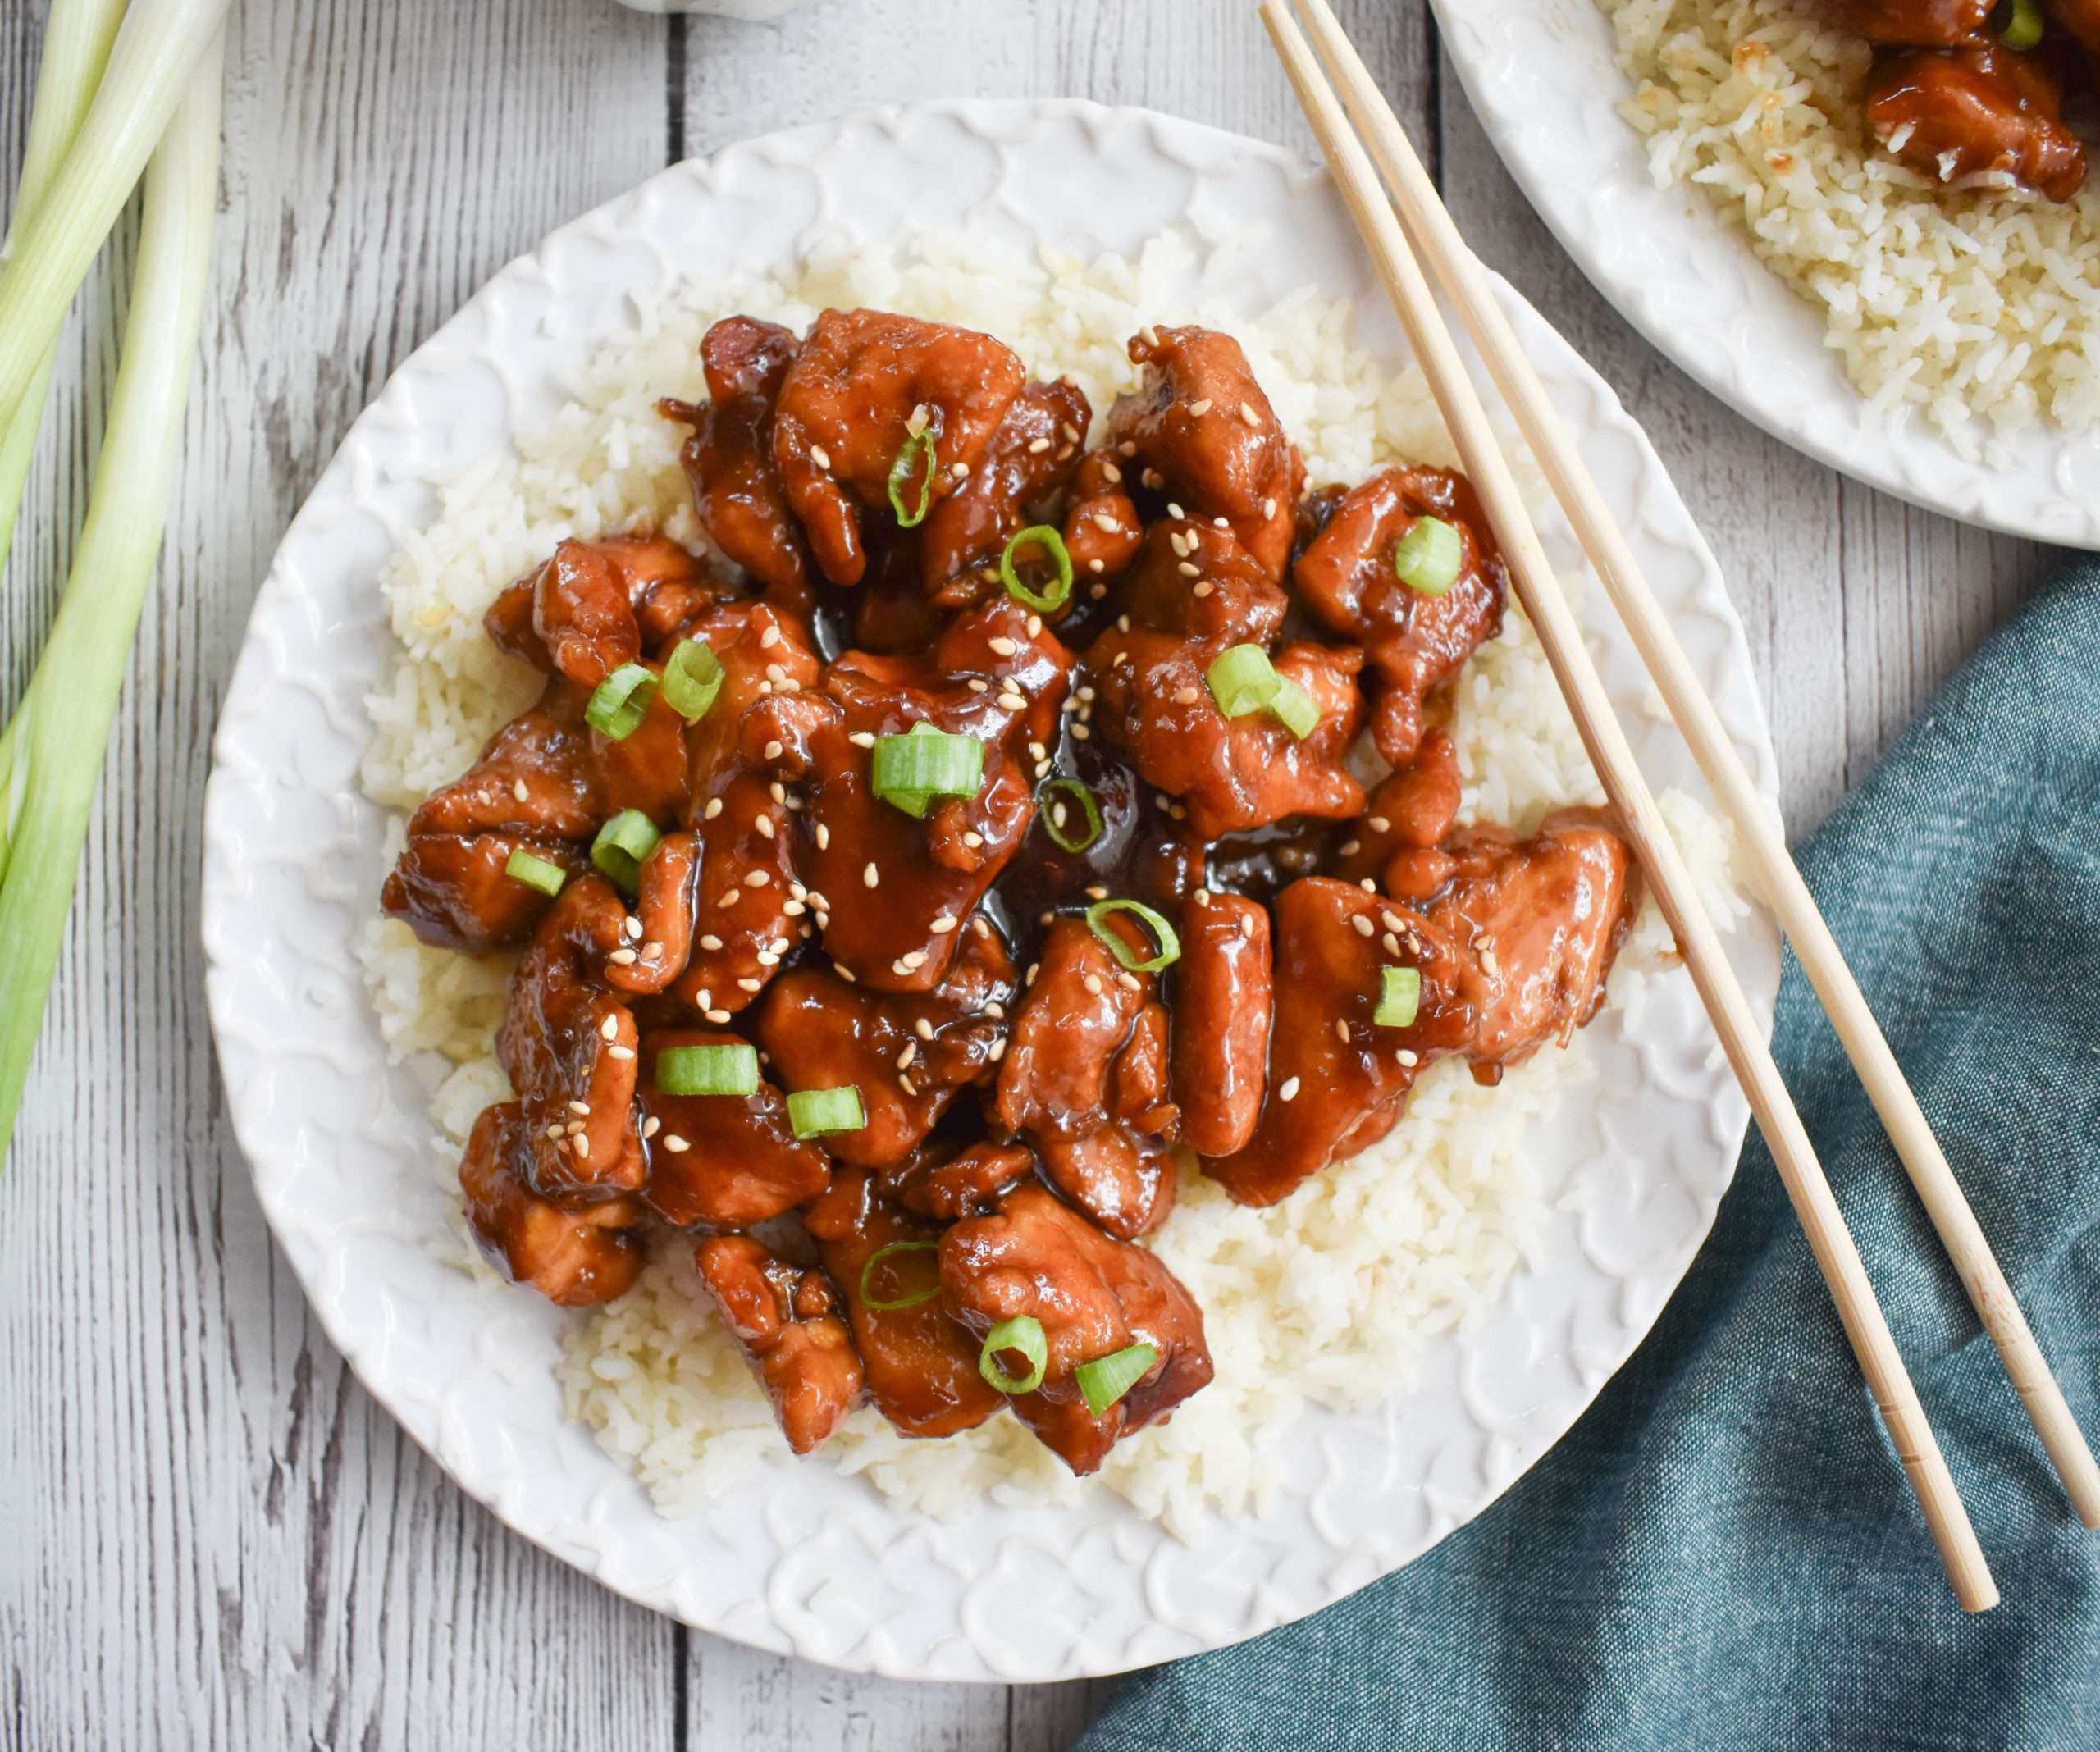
<box><xmin>667</xmin><ymin>769</ymin><xmax>807</xmax><ymax>1020</ymax></box>
<box><xmin>804</xmin><ymin>1164</ymin><xmax>1007</xmax><ymax>1438</ymax></box>
<box><xmin>1170</xmin><ymin>892</ymin><xmax>1272</xmax><ymax>1158</ymax></box>
<box><xmin>771</xmin><ymin>308</ymin><xmax>1027</xmax><ymax>586</ymax></box>
<box><xmin>459</xmin><ymin>1102</ymin><xmax>642</xmax><ymax>1307</ymax></box>
<box><xmin>498</xmin><ymin>876</ymin><xmax>646</xmax><ymax>1198</ymax></box>
<box><xmin>1866</xmin><ymin>42</ymin><xmax>2087</xmax><ymax>201</ymax></box>
<box><xmin>1060</xmin><ymin>449</ymin><xmax>1146</xmax><ymax>592</ymax></box>
<box><xmin>381</xmin><ymin>649</ymin><xmax>691</xmax><ymax>955</ymax></box>
<box><xmin>635</xmin><ymin>1027</ymin><xmax>832</xmax><ymax>1227</ymax></box>
<box><xmin>1084</xmin><ymin>624</ymin><xmax>1365</xmax><ymax>840</ymax></box>
<box><xmin>1819</xmin><ymin>0</ymin><xmax>1990</xmax><ymax>42</ymax></box>
<box><xmin>1293</xmin><ymin>465</ymin><xmax>1508</xmax><ymax>766</ymax></box>
<box><xmin>753</xmin><ymin>918</ymin><xmax>1016</xmax><ymax>1168</ymax></box>
<box><xmin>993</xmin><ymin>917</ymin><xmax>1178</xmax><ymax>1238</ymax></box>
<box><xmin>1114</xmin><ymin>517</ymin><xmax>1289</xmax><ymax>646</ymax></box>
<box><xmin>675</xmin><ymin>595</ymin><xmax>824</xmax><ymax>795</ymax></box>
<box><xmin>879</xmin><ymin>1138</ymin><xmax>1036</xmax><ymax>1222</ymax></box>
<box><xmin>667</xmin><ymin>316</ymin><xmax>813</xmax><ymax>600</ymax></box>
<box><xmin>1107</xmin><ymin>325</ymin><xmax>1303</xmax><ymax>577</ymax></box>
<box><xmin>483</xmin><ymin>533</ymin><xmax>713</xmax><ymax>684</ymax></box>
<box><xmin>1202</xmin><ymin>877</ymin><xmax>1475</xmax><ymax>1207</ymax></box>
<box><xmin>1427</xmin><ymin>810</ymin><xmax>1639</xmax><ymax>1085</ymax></box>
<box><xmin>695</xmin><ymin>1234</ymin><xmax>863</xmax><ymax>1454</ymax></box>
<box><xmin>1328</xmin><ymin>728</ymin><xmax>1465</xmax><ymax>903</ymax></box>
<box><xmin>603</xmin><ymin>829</ymin><xmax>701</xmax><ymax>997</ymax></box>
<box><xmin>741</xmin><ymin>595</ymin><xmax>1074</xmax><ymax>992</ymax></box>
<box><xmin>939</xmin><ymin>1182</ymin><xmax>1213</xmax><ymax>1476</ymax></box>
<box><xmin>920</xmin><ymin>378</ymin><xmax>1092</xmax><ymax>600</ymax></box>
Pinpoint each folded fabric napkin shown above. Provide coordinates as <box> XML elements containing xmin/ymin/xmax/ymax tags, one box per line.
<box><xmin>1084</xmin><ymin>563</ymin><xmax>2100</xmax><ymax>1751</ymax></box>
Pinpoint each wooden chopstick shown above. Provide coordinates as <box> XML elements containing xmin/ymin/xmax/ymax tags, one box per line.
<box><xmin>1259</xmin><ymin>0</ymin><xmax>1999</xmax><ymax>1611</ymax></box>
<box><xmin>1288</xmin><ymin>0</ymin><xmax>2100</xmax><ymax>1536</ymax></box>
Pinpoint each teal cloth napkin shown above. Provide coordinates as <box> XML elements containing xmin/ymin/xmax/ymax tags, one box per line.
<box><xmin>1083</xmin><ymin>564</ymin><xmax>2100</xmax><ymax>1751</ymax></box>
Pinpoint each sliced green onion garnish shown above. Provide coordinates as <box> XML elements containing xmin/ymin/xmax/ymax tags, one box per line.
<box><xmin>1075</xmin><ymin>1341</ymin><xmax>1158</xmax><ymax>1418</ymax></box>
<box><xmin>1037</xmin><ymin>776</ymin><xmax>1104</xmax><ymax>854</ymax></box>
<box><xmin>1375</xmin><ymin>965</ymin><xmax>1422</xmax><ymax>1029</ymax></box>
<box><xmin>655</xmin><ymin>1041</ymin><xmax>760</xmax><ymax>1097</ymax></box>
<box><xmin>1994</xmin><ymin>0</ymin><xmax>2043</xmax><ymax>48</ymax></box>
<box><xmin>661</xmin><ymin>638</ymin><xmax>724</xmax><ymax>720</ymax></box>
<box><xmin>590</xmin><ymin>809</ymin><xmax>661</xmax><ymax>895</ymax></box>
<box><xmin>859</xmin><ymin>1239</ymin><xmax>941</xmax><ymax>1312</ymax></box>
<box><xmin>585</xmin><ymin>661</ymin><xmax>659</xmax><ymax>740</ymax></box>
<box><xmin>998</xmin><ymin>523</ymin><xmax>1073</xmax><ymax>613</ymax></box>
<box><xmin>787</xmin><ymin>1085</ymin><xmax>865</xmax><ymax>1138</ymax></box>
<box><xmin>888</xmin><ymin>427</ymin><xmax>938</xmax><ymax>527</ymax></box>
<box><xmin>1267</xmin><ymin>673</ymin><xmax>1322</xmax><ymax>741</ymax></box>
<box><xmin>1085</xmin><ymin>897</ymin><xmax>1180</xmax><ymax>974</ymax></box>
<box><xmin>871</xmin><ymin>721</ymin><xmax>984</xmax><ymax>819</ymax></box>
<box><xmin>1205</xmin><ymin>643</ymin><xmax>1278</xmax><ymax>719</ymax></box>
<box><xmin>979</xmin><ymin>1315</ymin><xmax>1048</xmax><ymax>1395</ymax></box>
<box><xmin>503</xmin><ymin>847</ymin><xmax>567</xmax><ymax>897</ymax></box>
<box><xmin>1392</xmin><ymin>515</ymin><xmax>1462</xmax><ymax>597</ymax></box>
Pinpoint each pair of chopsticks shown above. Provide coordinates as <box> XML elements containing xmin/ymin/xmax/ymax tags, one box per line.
<box><xmin>1262</xmin><ymin>0</ymin><xmax>2100</xmax><ymax>1612</ymax></box>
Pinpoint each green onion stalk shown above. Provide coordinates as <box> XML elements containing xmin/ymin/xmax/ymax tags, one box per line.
<box><xmin>0</xmin><ymin>0</ymin><xmax>128</xmax><ymax>576</ymax></box>
<box><xmin>0</xmin><ymin>36</ymin><xmax>224</xmax><ymax>1159</ymax></box>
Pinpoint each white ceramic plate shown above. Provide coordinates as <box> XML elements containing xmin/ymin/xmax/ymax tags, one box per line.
<box><xmin>202</xmin><ymin>100</ymin><xmax>1780</xmax><ymax>1681</ymax></box>
<box><xmin>1436</xmin><ymin>0</ymin><xmax>2100</xmax><ymax>547</ymax></box>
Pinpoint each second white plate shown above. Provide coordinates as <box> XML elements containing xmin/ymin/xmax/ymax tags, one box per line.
<box><xmin>1437</xmin><ymin>0</ymin><xmax>2100</xmax><ymax>548</ymax></box>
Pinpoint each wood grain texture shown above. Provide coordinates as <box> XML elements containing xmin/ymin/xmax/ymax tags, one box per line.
<box><xmin>0</xmin><ymin>1</ymin><xmax>2060</xmax><ymax>1746</ymax></box>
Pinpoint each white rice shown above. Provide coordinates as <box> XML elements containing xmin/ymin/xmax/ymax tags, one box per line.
<box><xmin>356</xmin><ymin>233</ymin><xmax>1744</xmax><ymax>1538</ymax></box>
<box><xmin>1605</xmin><ymin>0</ymin><xmax>2100</xmax><ymax>457</ymax></box>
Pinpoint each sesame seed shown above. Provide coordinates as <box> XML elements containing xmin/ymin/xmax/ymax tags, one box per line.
<box><xmin>641</xmin><ymin>1116</ymin><xmax>662</xmax><ymax>1139</ymax></box>
<box><xmin>1084</xmin><ymin>974</ymin><xmax>1103</xmax><ymax>996</ymax></box>
<box><xmin>544</xmin><ymin>1124</ymin><xmax>564</xmax><ymax>1139</ymax></box>
<box><xmin>1167</xmin><ymin>502</ymin><xmax>1186</xmax><ymax>520</ymax></box>
<box><xmin>988</xmin><ymin>636</ymin><xmax>1017</xmax><ymax>656</ymax></box>
<box><xmin>968</xmin><ymin>678</ymin><xmax>989</xmax><ymax>694</ymax></box>
<box><xmin>1353</xmin><ymin>915</ymin><xmax>1375</xmax><ymax>938</ymax></box>
<box><xmin>1118</xmin><ymin>440</ymin><xmax>1137</xmax><ymax>457</ymax></box>
<box><xmin>1027</xmin><ymin>436</ymin><xmax>1052</xmax><ymax>454</ymax></box>
<box><xmin>718</xmin><ymin>890</ymin><xmax>741</xmax><ymax>908</ymax></box>
<box><xmin>756</xmin><ymin>951</ymin><xmax>779</xmax><ymax>967</ymax></box>
<box><xmin>1143</xmin><ymin>468</ymin><xmax>1164</xmax><ymax>490</ymax></box>
<box><xmin>951</xmin><ymin>462</ymin><xmax>971</xmax><ymax>480</ymax></box>
<box><xmin>1102</xmin><ymin>461</ymin><xmax>1122</xmax><ymax>484</ymax></box>
<box><xmin>1118</xmin><ymin>971</ymin><xmax>1141</xmax><ymax>992</ymax></box>
<box><xmin>662</xmin><ymin>1134</ymin><xmax>690</xmax><ymax>1153</ymax></box>
<box><xmin>1398</xmin><ymin>1049</ymin><xmax>1419</xmax><ymax>1066</ymax></box>
<box><xmin>1093</xmin><ymin>513</ymin><xmax>1121</xmax><ymax>536</ymax></box>
<box><xmin>1361</xmin><ymin>878</ymin><xmax>1377</xmax><ymax>892</ymax></box>
<box><xmin>863</xmin><ymin>862</ymin><xmax>879</xmax><ymax>887</ymax></box>
<box><xmin>810</xmin><ymin>443</ymin><xmax>833</xmax><ymax>470</ymax></box>
<box><xmin>1336</xmin><ymin>1020</ymin><xmax>1352</xmax><ymax>1043</ymax></box>
<box><xmin>705</xmin><ymin>1008</ymin><xmax>732</xmax><ymax>1024</ymax></box>
<box><xmin>1194</xmin><ymin>887</ymin><xmax>1211</xmax><ymax>905</ymax></box>
<box><xmin>737</xmin><ymin>977</ymin><xmax>763</xmax><ymax>992</ymax></box>
<box><xmin>850</xmin><ymin>731</ymin><xmax>876</xmax><ymax>749</ymax></box>
<box><xmin>1192</xmin><ymin>581</ymin><xmax>1213</xmax><ymax>598</ymax></box>
<box><xmin>962</xmin><ymin>831</ymin><xmax>984</xmax><ymax>848</ymax></box>
<box><xmin>1178</xmin><ymin>561</ymin><xmax>1201</xmax><ymax>578</ymax></box>
<box><xmin>760</xmin><ymin>625</ymin><xmax>782</xmax><ymax>648</ymax></box>
<box><xmin>1262</xmin><ymin>496</ymin><xmax>1278</xmax><ymax>520</ymax></box>
<box><xmin>907</xmin><ymin>403</ymin><xmax>929</xmax><ymax>436</ymax></box>
<box><xmin>609</xmin><ymin>948</ymin><xmax>637</xmax><ymax>965</ymax></box>
<box><xmin>898</xmin><ymin>1074</ymin><xmax>918</xmax><ymax>1096</ymax></box>
<box><xmin>568</xmin><ymin>1100</ymin><xmax>591</xmax><ymax>1116</ymax></box>
<box><xmin>1139</xmin><ymin>325</ymin><xmax>1160</xmax><ymax>347</ymax></box>
<box><xmin>1280</xmin><ymin>1076</ymin><xmax>1301</xmax><ymax>1102</ymax></box>
<box><xmin>705</xmin><ymin>797</ymin><xmax>724</xmax><ymax>820</ymax></box>
<box><xmin>1340</xmin><ymin>839</ymin><xmax>1363</xmax><ymax>857</ymax></box>
<box><xmin>892</xmin><ymin>958</ymin><xmax>912</xmax><ymax>976</ymax></box>
<box><xmin>699</xmin><ymin>933</ymin><xmax>723</xmax><ymax>951</ymax></box>
<box><xmin>756</xmin><ymin>680</ymin><xmax>771</xmax><ymax>696</ymax></box>
<box><xmin>783</xmin><ymin>899</ymin><xmax>806</xmax><ymax>918</ymax></box>
<box><xmin>1369</xmin><ymin>817</ymin><xmax>1392</xmax><ymax>834</ymax></box>
<box><xmin>897</xmin><ymin>1043</ymin><xmax>918</xmax><ymax>1070</ymax></box>
<box><xmin>1481</xmin><ymin>948</ymin><xmax>1501</xmax><ymax>977</ymax></box>
<box><xmin>815</xmin><ymin>823</ymin><xmax>831</xmax><ymax>851</ymax></box>
<box><xmin>693</xmin><ymin>988</ymin><xmax>713</xmax><ymax>1009</ymax></box>
<box><xmin>1189</xmin><ymin>399</ymin><xmax>1212</xmax><ymax>416</ymax></box>
<box><xmin>600</xmin><ymin>1015</ymin><xmax>619</xmax><ymax>1040</ymax></box>
<box><xmin>1071</xmin><ymin>723</ymin><xmax>1091</xmax><ymax>741</ymax></box>
<box><xmin>989</xmin><ymin>1038</ymin><xmax>1007</xmax><ymax>1062</ymax></box>
<box><xmin>1240</xmin><ymin>915</ymin><xmax>1255</xmax><ymax>938</ymax></box>
<box><xmin>1173</xmin><ymin>686</ymin><xmax>1199</xmax><ymax>704</ymax></box>
<box><xmin>743</xmin><ymin>869</ymin><xmax>769</xmax><ymax>887</ymax></box>
<box><xmin>1240</xmin><ymin>401</ymin><xmax>1262</xmax><ymax>428</ymax></box>
<box><xmin>756</xmin><ymin>813</ymin><xmax>775</xmax><ymax>837</ymax></box>
<box><xmin>606</xmin><ymin>1044</ymin><xmax>635</xmax><ymax>1061</ymax></box>
<box><xmin>1062</xmin><ymin>422</ymin><xmax>1080</xmax><ymax>442</ymax></box>
<box><xmin>623</xmin><ymin>915</ymin><xmax>643</xmax><ymax>941</ymax></box>
<box><xmin>1090</xmin><ymin>576</ymin><xmax>1106</xmax><ymax>591</ymax></box>
<box><xmin>930</xmin><ymin>915</ymin><xmax>957</xmax><ymax>934</ymax></box>
<box><xmin>1170</xmin><ymin>531</ymin><xmax>1190</xmax><ymax>556</ymax></box>
<box><xmin>1085</xmin><ymin>885</ymin><xmax>1109</xmax><ymax>901</ymax></box>
<box><xmin>984</xmin><ymin>1000</ymin><xmax>1005</xmax><ymax>1020</ymax></box>
<box><xmin>512</xmin><ymin>778</ymin><xmax>529</xmax><ymax>803</ymax></box>
<box><xmin>1383</xmin><ymin>933</ymin><xmax>1402</xmax><ymax>956</ymax></box>
<box><xmin>915</xmin><ymin>1018</ymin><xmax>935</xmax><ymax>1041</ymax></box>
<box><xmin>902</xmin><ymin>950</ymin><xmax>929</xmax><ymax>970</ymax></box>
<box><xmin>573</xmin><ymin>1135</ymin><xmax>592</xmax><ymax>1159</ymax></box>
<box><xmin>999</xmin><ymin>692</ymin><xmax>1027</xmax><ymax>712</ymax></box>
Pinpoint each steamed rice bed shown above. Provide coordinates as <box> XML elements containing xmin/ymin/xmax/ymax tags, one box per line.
<box><xmin>358</xmin><ymin>234</ymin><xmax>1741</xmax><ymax>1537</ymax></box>
<box><xmin>1606</xmin><ymin>0</ymin><xmax>2100</xmax><ymax>456</ymax></box>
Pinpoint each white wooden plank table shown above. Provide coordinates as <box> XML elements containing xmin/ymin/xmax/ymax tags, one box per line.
<box><xmin>0</xmin><ymin>1</ymin><xmax>2057</xmax><ymax>1745</ymax></box>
